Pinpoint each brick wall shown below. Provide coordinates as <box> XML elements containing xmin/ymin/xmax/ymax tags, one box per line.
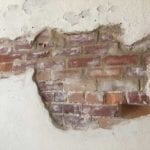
<box><xmin>0</xmin><ymin>25</ymin><xmax>150</xmax><ymax>129</ymax></box>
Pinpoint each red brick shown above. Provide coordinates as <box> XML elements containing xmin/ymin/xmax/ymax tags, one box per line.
<box><xmin>63</xmin><ymin>104</ymin><xmax>74</xmax><ymax>114</ymax></box>
<box><xmin>35</xmin><ymin>70</ymin><xmax>51</xmax><ymax>81</ymax></box>
<box><xmin>82</xmin><ymin>105</ymin><xmax>92</xmax><ymax>116</ymax></box>
<box><xmin>87</xmin><ymin>67</ymin><xmax>122</xmax><ymax>78</ymax></box>
<box><xmin>82</xmin><ymin>43</ymin><xmax>109</xmax><ymax>55</ymax></box>
<box><xmin>63</xmin><ymin>104</ymin><xmax>82</xmax><ymax>114</ymax></box>
<box><xmin>0</xmin><ymin>63</ymin><xmax>12</xmax><ymax>72</ymax></box>
<box><xmin>68</xmin><ymin>92</ymin><xmax>85</xmax><ymax>103</ymax></box>
<box><xmin>91</xmin><ymin>105</ymin><xmax>119</xmax><ymax>117</ymax></box>
<box><xmin>50</xmin><ymin>104</ymin><xmax>63</xmax><ymax>113</ymax></box>
<box><xmin>103</xmin><ymin>55</ymin><xmax>139</xmax><ymax>65</ymax></box>
<box><xmin>104</xmin><ymin>91</ymin><xmax>126</xmax><ymax>105</ymax></box>
<box><xmin>64</xmin><ymin>79</ymin><xmax>96</xmax><ymax>92</ymax></box>
<box><xmin>27</xmin><ymin>50</ymin><xmax>50</xmax><ymax>59</ymax></box>
<box><xmin>128</xmin><ymin>91</ymin><xmax>150</xmax><ymax>104</ymax></box>
<box><xmin>54</xmin><ymin>92</ymin><xmax>67</xmax><ymax>102</ymax></box>
<box><xmin>40</xmin><ymin>91</ymin><xmax>54</xmax><ymax>102</ymax></box>
<box><xmin>68</xmin><ymin>56</ymin><xmax>100</xmax><ymax>68</ymax></box>
<box><xmin>85</xmin><ymin>92</ymin><xmax>103</xmax><ymax>104</ymax></box>
<box><xmin>0</xmin><ymin>54</ymin><xmax>21</xmax><ymax>63</ymax></box>
<box><xmin>65</xmin><ymin>31</ymin><xmax>97</xmax><ymax>46</ymax></box>
<box><xmin>52</xmin><ymin>47</ymin><xmax>81</xmax><ymax>57</ymax></box>
<box><xmin>145</xmin><ymin>54</ymin><xmax>150</xmax><ymax>64</ymax></box>
<box><xmin>14</xmin><ymin>37</ymin><xmax>31</xmax><ymax>51</ymax></box>
<box><xmin>52</xmin><ymin>69</ymin><xmax>81</xmax><ymax>80</ymax></box>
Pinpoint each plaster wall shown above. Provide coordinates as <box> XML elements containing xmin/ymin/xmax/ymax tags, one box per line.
<box><xmin>0</xmin><ymin>0</ymin><xmax>150</xmax><ymax>44</ymax></box>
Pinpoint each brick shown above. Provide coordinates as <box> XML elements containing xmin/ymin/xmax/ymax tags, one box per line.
<box><xmin>54</xmin><ymin>92</ymin><xmax>67</xmax><ymax>102</ymax></box>
<box><xmin>82</xmin><ymin>104</ymin><xmax>92</xmax><ymax>115</ymax></box>
<box><xmin>68</xmin><ymin>56</ymin><xmax>100</xmax><ymax>68</ymax></box>
<box><xmin>51</xmin><ymin>114</ymin><xmax>63</xmax><ymax>128</ymax></box>
<box><xmin>126</xmin><ymin>66</ymin><xmax>146</xmax><ymax>77</ymax></box>
<box><xmin>65</xmin><ymin>31</ymin><xmax>97</xmax><ymax>47</ymax></box>
<box><xmin>144</xmin><ymin>53</ymin><xmax>150</xmax><ymax>64</ymax></box>
<box><xmin>51</xmin><ymin>69</ymin><xmax>81</xmax><ymax>80</ymax></box>
<box><xmin>38</xmin><ymin>81</ymin><xmax>63</xmax><ymax>92</ymax></box>
<box><xmin>27</xmin><ymin>50</ymin><xmax>50</xmax><ymax>59</ymax></box>
<box><xmin>87</xmin><ymin>67</ymin><xmax>122</xmax><ymax>78</ymax></box>
<box><xmin>127</xmin><ymin>91</ymin><xmax>150</xmax><ymax>104</ymax></box>
<box><xmin>0</xmin><ymin>63</ymin><xmax>12</xmax><ymax>72</ymax></box>
<box><xmin>97</xmin><ymin>117</ymin><xmax>124</xmax><ymax>129</ymax></box>
<box><xmin>63</xmin><ymin>115</ymin><xmax>81</xmax><ymax>129</ymax></box>
<box><xmin>103</xmin><ymin>55</ymin><xmax>139</xmax><ymax>65</ymax></box>
<box><xmin>64</xmin><ymin>79</ymin><xmax>96</xmax><ymax>92</ymax></box>
<box><xmin>104</xmin><ymin>91</ymin><xmax>126</xmax><ymax>105</ymax></box>
<box><xmin>52</xmin><ymin>47</ymin><xmax>81</xmax><ymax>57</ymax></box>
<box><xmin>63</xmin><ymin>104</ymin><xmax>74</xmax><ymax>114</ymax></box>
<box><xmin>0</xmin><ymin>54</ymin><xmax>21</xmax><ymax>63</ymax></box>
<box><xmin>36</xmin><ymin>70</ymin><xmax>51</xmax><ymax>81</ymax></box>
<box><xmin>40</xmin><ymin>91</ymin><xmax>54</xmax><ymax>103</ymax></box>
<box><xmin>36</xmin><ymin>58</ymin><xmax>65</xmax><ymax>71</ymax></box>
<box><xmin>85</xmin><ymin>92</ymin><xmax>103</xmax><ymax>104</ymax></box>
<box><xmin>14</xmin><ymin>36</ymin><xmax>31</xmax><ymax>51</ymax></box>
<box><xmin>82</xmin><ymin>43</ymin><xmax>109</xmax><ymax>55</ymax></box>
<box><xmin>68</xmin><ymin>92</ymin><xmax>85</xmax><ymax>103</ymax></box>
<box><xmin>50</xmin><ymin>104</ymin><xmax>62</xmax><ymax>113</ymax></box>
<box><xmin>91</xmin><ymin>105</ymin><xmax>119</xmax><ymax>117</ymax></box>
<box><xmin>63</xmin><ymin>104</ymin><xmax>82</xmax><ymax>114</ymax></box>
<box><xmin>98</xmin><ymin>78</ymin><xmax>139</xmax><ymax>92</ymax></box>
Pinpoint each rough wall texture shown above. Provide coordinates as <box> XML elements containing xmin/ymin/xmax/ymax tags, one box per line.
<box><xmin>0</xmin><ymin>0</ymin><xmax>150</xmax><ymax>45</ymax></box>
<box><xmin>0</xmin><ymin>24</ymin><xmax>150</xmax><ymax>129</ymax></box>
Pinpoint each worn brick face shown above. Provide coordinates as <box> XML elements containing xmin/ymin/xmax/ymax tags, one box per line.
<box><xmin>0</xmin><ymin>25</ymin><xmax>150</xmax><ymax>130</ymax></box>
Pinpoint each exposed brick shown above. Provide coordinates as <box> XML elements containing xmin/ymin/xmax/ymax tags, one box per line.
<box><xmin>0</xmin><ymin>63</ymin><xmax>13</xmax><ymax>72</ymax></box>
<box><xmin>51</xmin><ymin>114</ymin><xmax>63</xmax><ymax>128</ymax></box>
<box><xmin>52</xmin><ymin>47</ymin><xmax>81</xmax><ymax>57</ymax></box>
<box><xmin>98</xmin><ymin>78</ymin><xmax>139</xmax><ymax>92</ymax></box>
<box><xmin>68</xmin><ymin>56</ymin><xmax>100</xmax><ymax>68</ymax></box>
<box><xmin>85</xmin><ymin>92</ymin><xmax>103</xmax><ymax>104</ymax></box>
<box><xmin>68</xmin><ymin>92</ymin><xmax>85</xmax><ymax>104</ymax></box>
<box><xmin>126</xmin><ymin>66</ymin><xmax>146</xmax><ymax>77</ymax></box>
<box><xmin>0</xmin><ymin>54</ymin><xmax>21</xmax><ymax>63</ymax></box>
<box><xmin>54</xmin><ymin>92</ymin><xmax>67</xmax><ymax>102</ymax></box>
<box><xmin>27</xmin><ymin>50</ymin><xmax>50</xmax><ymax>59</ymax></box>
<box><xmin>82</xmin><ymin>43</ymin><xmax>109</xmax><ymax>55</ymax></box>
<box><xmin>64</xmin><ymin>79</ymin><xmax>96</xmax><ymax>92</ymax></box>
<box><xmin>144</xmin><ymin>53</ymin><xmax>150</xmax><ymax>64</ymax></box>
<box><xmin>38</xmin><ymin>81</ymin><xmax>63</xmax><ymax>92</ymax></box>
<box><xmin>63</xmin><ymin>104</ymin><xmax>82</xmax><ymax>114</ymax></box>
<box><xmin>91</xmin><ymin>105</ymin><xmax>119</xmax><ymax>117</ymax></box>
<box><xmin>50</xmin><ymin>104</ymin><xmax>62</xmax><ymax>113</ymax></box>
<box><xmin>65</xmin><ymin>31</ymin><xmax>97</xmax><ymax>47</ymax></box>
<box><xmin>35</xmin><ymin>70</ymin><xmax>51</xmax><ymax>81</ymax></box>
<box><xmin>40</xmin><ymin>91</ymin><xmax>54</xmax><ymax>103</ymax></box>
<box><xmin>51</xmin><ymin>69</ymin><xmax>81</xmax><ymax>80</ymax></box>
<box><xmin>103</xmin><ymin>55</ymin><xmax>139</xmax><ymax>65</ymax></box>
<box><xmin>63</xmin><ymin>104</ymin><xmax>74</xmax><ymax>114</ymax></box>
<box><xmin>82</xmin><ymin>104</ymin><xmax>92</xmax><ymax>115</ymax></box>
<box><xmin>14</xmin><ymin>37</ymin><xmax>32</xmax><ymax>51</ymax></box>
<box><xmin>87</xmin><ymin>67</ymin><xmax>122</xmax><ymax>78</ymax></box>
<box><xmin>104</xmin><ymin>91</ymin><xmax>126</xmax><ymax>105</ymax></box>
<box><xmin>127</xmin><ymin>91</ymin><xmax>150</xmax><ymax>104</ymax></box>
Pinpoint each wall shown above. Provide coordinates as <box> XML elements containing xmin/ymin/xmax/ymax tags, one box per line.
<box><xmin>0</xmin><ymin>0</ymin><xmax>150</xmax><ymax>45</ymax></box>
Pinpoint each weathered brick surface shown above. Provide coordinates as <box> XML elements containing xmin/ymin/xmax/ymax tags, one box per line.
<box><xmin>0</xmin><ymin>25</ymin><xmax>149</xmax><ymax>130</ymax></box>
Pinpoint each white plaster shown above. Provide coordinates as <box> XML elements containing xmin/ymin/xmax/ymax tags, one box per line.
<box><xmin>0</xmin><ymin>0</ymin><xmax>150</xmax><ymax>44</ymax></box>
<box><xmin>0</xmin><ymin>69</ymin><xmax>150</xmax><ymax>150</ymax></box>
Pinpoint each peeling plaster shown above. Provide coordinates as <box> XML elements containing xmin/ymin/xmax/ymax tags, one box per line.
<box><xmin>0</xmin><ymin>0</ymin><xmax>150</xmax><ymax>44</ymax></box>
